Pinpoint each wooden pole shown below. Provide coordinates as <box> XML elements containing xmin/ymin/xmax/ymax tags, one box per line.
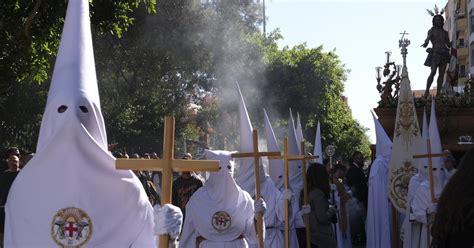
<box><xmin>391</xmin><ymin>204</ymin><xmax>401</xmax><ymax>248</ymax></box>
<box><xmin>283</xmin><ymin>138</ymin><xmax>290</xmax><ymax>248</ymax></box>
<box><xmin>231</xmin><ymin>129</ymin><xmax>280</xmax><ymax>248</ymax></box>
<box><xmin>301</xmin><ymin>142</ymin><xmax>311</xmax><ymax>248</ymax></box>
<box><xmin>158</xmin><ymin>116</ymin><xmax>174</xmax><ymax>248</ymax></box>
<box><xmin>426</xmin><ymin>139</ymin><xmax>436</xmax><ymax>203</ymax></box>
<box><xmin>253</xmin><ymin>130</ymin><xmax>264</xmax><ymax>248</ymax></box>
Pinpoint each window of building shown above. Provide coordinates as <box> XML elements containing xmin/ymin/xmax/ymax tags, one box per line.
<box><xmin>460</xmin><ymin>65</ymin><xmax>467</xmax><ymax>77</ymax></box>
<box><xmin>471</xmin><ymin>43</ymin><xmax>474</xmax><ymax>66</ymax></box>
<box><xmin>471</xmin><ymin>12</ymin><xmax>474</xmax><ymax>33</ymax></box>
<box><xmin>459</xmin><ymin>38</ymin><xmax>465</xmax><ymax>47</ymax></box>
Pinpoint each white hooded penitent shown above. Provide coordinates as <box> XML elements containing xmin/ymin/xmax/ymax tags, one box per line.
<box><xmin>426</xmin><ymin>98</ymin><xmax>446</xmax><ymax>195</ymax></box>
<box><xmin>4</xmin><ymin>0</ymin><xmax>154</xmax><ymax>246</ymax></box>
<box><xmin>264</xmin><ymin>109</ymin><xmax>284</xmax><ymax>190</ymax></box>
<box><xmin>366</xmin><ymin>111</ymin><xmax>392</xmax><ymax>248</ymax></box>
<box><xmin>179</xmin><ymin>150</ymin><xmax>258</xmax><ymax>247</ymax></box>
<box><xmin>234</xmin><ymin>83</ymin><xmax>265</xmax><ymax>195</ymax></box>
<box><xmin>313</xmin><ymin>121</ymin><xmax>323</xmax><ymax>164</ymax></box>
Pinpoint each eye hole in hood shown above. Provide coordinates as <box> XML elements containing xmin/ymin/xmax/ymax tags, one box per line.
<box><xmin>79</xmin><ymin>106</ymin><xmax>89</xmax><ymax>113</ymax></box>
<box><xmin>58</xmin><ymin>105</ymin><xmax>68</xmax><ymax>113</ymax></box>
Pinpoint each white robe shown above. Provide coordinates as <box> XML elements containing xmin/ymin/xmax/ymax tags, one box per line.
<box><xmin>333</xmin><ymin>183</ymin><xmax>352</xmax><ymax>248</ymax></box>
<box><xmin>179</xmin><ymin>150</ymin><xmax>258</xmax><ymax>248</ymax></box>
<box><xmin>5</xmin><ymin>119</ymin><xmax>155</xmax><ymax>247</ymax></box>
<box><xmin>179</xmin><ymin>186</ymin><xmax>257</xmax><ymax>248</ymax></box>
<box><xmin>411</xmin><ymin>180</ymin><xmax>437</xmax><ymax>248</ymax></box>
<box><xmin>402</xmin><ymin>174</ymin><xmax>424</xmax><ymax>248</ymax></box>
<box><xmin>366</xmin><ymin>157</ymin><xmax>391</xmax><ymax>248</ymax></box>
<box><xmin>249</xmin><ymin>177</ymin><xmax>285</xmax><ymax>248</ymax></box>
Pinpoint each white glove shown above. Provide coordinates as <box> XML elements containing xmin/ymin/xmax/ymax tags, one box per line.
<box><xmin>254</xmin><ymin>198</ymin><xmax>267</xmax><ymax>217</ymax></box>
<box><xmin>153</xmin><ymin>204</ymin><xmax>183</xmax><ymax>240</ymax></box>
<box><xmin>427</xmin><ymin>203</ymin><xmax>437</xmax><ymax>215</ymax></box>
<box><xmin>282</xmin><ymin>189</ymin><xmax>292</xmax><ymax>200</ymax></box>
<box><xmin>300</xmin><ymin>204</ymin><xmax>311</xmax><ymax>214</ymax></box>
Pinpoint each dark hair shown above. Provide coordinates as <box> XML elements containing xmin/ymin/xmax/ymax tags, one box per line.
<box><xmin>432</xmin><ymin>148</ymin><xmax>474</xmax><ymax>246</ymax></box>
<box><xmin>333</xmin><ymin>163</ymin><xmax>346</xmax><ymax>174</ymax></box>
<box><xmin>112</xmin><ymin>151</ymin><xmax>123</xmax><ymax>158</ymax></box>
<box><xmin>6</xmin><ymin>147</ymin><xmax>20</xmax><ymax>158</ymax></box>
<box><xmin>307</xmin><ymin>163</ymin><xmax>330</xmax><ymax>199</ymax></box>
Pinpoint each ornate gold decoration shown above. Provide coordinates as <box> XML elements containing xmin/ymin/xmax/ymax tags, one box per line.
<box><xmin>389</xmin><ymin>161</ymin><xmax>416</xmax><ymax>211</ymax></box>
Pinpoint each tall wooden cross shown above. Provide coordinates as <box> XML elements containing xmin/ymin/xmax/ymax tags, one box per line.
<box><xmin>231</xmin><ymin>129</ymin><xmax>281</xmax><ymax>248</ymax></box>
<box><xmin>412</xmin><ymin>139</ymin><xmax>446</xmax><ymax>203</ymax></box>
<box><xmin>269</xmin><ymin>139</ymin><xmax>318</xmax><ymax>248</ymax></box>
<box><xmin>116</xmin><ymin>116</ymin><xmax>220</xmax><ymax>248</ymax></box>
<box><xmin>294</xmin><ymin>142</ymin><xmax>318</xmax><ymax>248</ymax></box>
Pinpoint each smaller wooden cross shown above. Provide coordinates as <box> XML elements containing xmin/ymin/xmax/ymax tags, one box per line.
<box><xmin>294</xmin><ymin>142</ymin><xmax>319</xmax><ymax>248</ymax></box>
<box><xmin>412</xmin><ymin>139</ymin><xmax>446</xmax><ymax>203</ymax></box>
<box><xmin>116</xmin><ymin>116</ymin><xmax>220</xmax><ymax>248</ymax></box>
<box><xmin>267</xmin><ymin>140</ymin><xmax>317</xmax><ymax>248</ymax></box>
<box><xmin>231</xmin><ymin>129</ymin><xmax>281</xmax><ymax>248</ymax></box>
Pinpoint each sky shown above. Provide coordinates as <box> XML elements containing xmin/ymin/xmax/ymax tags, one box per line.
<box><xmin>265</xmin><ymin>0</ymin><xmax>448</xmax><ymax>142</ymax></box>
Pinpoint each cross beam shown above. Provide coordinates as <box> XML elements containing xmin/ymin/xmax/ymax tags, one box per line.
<box><xmin>116</xmin><ymin>116</ymin><xmax>220</xmax><ymax>247</ymax></box>
<box><xmin>412</xmin><ymin>139</ymin><xmax>445</xmax><ymax>203</ymax></box>
<box><xmin>231</xmin><ymin>129</ymin><xmax>281</xmax><ymax>248</ymax></box>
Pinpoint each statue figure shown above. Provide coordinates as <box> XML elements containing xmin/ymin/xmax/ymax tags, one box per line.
<box><xmin>422</xmin><ymin>7</ymin><xmax>450</xmax><ymax>98</ymax></box>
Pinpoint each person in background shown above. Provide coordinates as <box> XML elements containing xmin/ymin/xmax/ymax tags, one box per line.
<box><xmin>431</xmin><ymin>148</ymin><xmax>474</xmax><ymax>247</ymax></box>
<box><xmin>1</xmin><ymin>147</ymin><xmax>20</xmax><ymax>171</ymax></box>
<box><xmin>346</xmin><ymin>151</ymin><xmax>368</xmax><ymax>209</ymax></box>
<box><xmin>307</xmin><ymin>163</ymin><xmax>337</xmax><ymax>248</ymax></box>
<box><xmin>442</xmin><ymin>150</ymin><xmax>456</xmax><ymax>183</ymax></box>
<box><xmin>172</xmin><ymin>153</ymin><xmax>203</xmax><ymax>221</ymax></box>
<box><xmin>0</xmin><ymin>155</ymin><xmax>21</xmax><ymax>237</ymax></box>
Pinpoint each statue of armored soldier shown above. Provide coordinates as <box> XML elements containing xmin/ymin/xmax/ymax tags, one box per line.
<box><xmin>422</xmin><ymin>6</ymin><xmax>450</xmax><ymax>98</ymax></box>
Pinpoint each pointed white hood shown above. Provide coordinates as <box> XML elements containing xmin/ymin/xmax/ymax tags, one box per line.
<box><xmin>296</xmin><ymin>112</ymin><xmax>304</xmax><ymax>145</ymax></box>
<box><xmin>204</xmin><ymin>150</ymin><xmax>241</xmax><ymax>208</ymax></box>
<box><xmin>427</xmin><ymin>99</ymin><xmax>445</xmax><ymax>195</ymax></box>
<box><xmin>288</xmin><ymin>109</ymin><xmax>303</xmax><ymax>191</ymax></box>
<box><xmin>417</xmin><ymin>108</ymin><xmax>429</xmax><ymax>180</ymax></box>
<box><xmin>37</xmin><ymin>0</ymin><xmax>107</xmax><ymax>152</ymax></box>
<box><xmin>313</xmin><ymin>121</ymin><xmax>323</xmax><ymax>164</ymax></box>
<box><xmin>264</xmin><ymin>109</ymin><xmax>284</xmax><ymax>190</ymax></box>
<box><xmin>4</xmin><ymin>1</ymin><xmax>154</xmax><ymax>246</ymax></box>
<box><xmin>234</xmin><ymin>83</ymin><xmax>265</xmax><ymax>196</ymax></box>
<box><xmin>372</xmin><ymin>111</ymin><xmax>392</xmax><ymax>160</ymax></box>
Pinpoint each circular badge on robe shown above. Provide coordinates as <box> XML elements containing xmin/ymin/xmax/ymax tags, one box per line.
<box><xmin>51</xmin><ymin>207</ymin><xmax>93</xmax><ymax>247</ymax></box>
<box><xmin>211</xmin><ymin>211</ymin><xmax>231</xmax><ymax>232</ymax></box>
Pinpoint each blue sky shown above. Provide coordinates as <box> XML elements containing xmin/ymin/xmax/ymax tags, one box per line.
<box><xmin>265</xmin><ymin>0</ymin><xmax>447</xmax><ymax>142</ymax></box>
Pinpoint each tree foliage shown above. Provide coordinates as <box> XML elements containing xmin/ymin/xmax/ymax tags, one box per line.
<box><xmin>94</xmin><ymin>0</ymin><xmax>263</xmax><ymax>154</ymax></box>
<box><xmin>0</xmin><ymin>0</ymin><xmax>370</xmax><ymax>161</ymax></box>
<box><xmin>262</xmin><ymin>37</ymin><xmax>370</xmax><ymax>160</ymax></box>
<box><xmin>0</xmin><ymin>0</ymin><xmax>156</xmax><ymax>150</ymax></box>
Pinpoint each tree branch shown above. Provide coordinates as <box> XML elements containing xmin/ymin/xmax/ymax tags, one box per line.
<box><xmin>23</xmin><ymin>0</ymin><xmax>42</xmax><ymax>39</ymax></box>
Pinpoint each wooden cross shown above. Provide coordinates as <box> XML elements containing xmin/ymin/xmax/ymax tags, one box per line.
<box><xmin>268</xmin><ymin>139</ymin><xmax>317</xmax><ymax>248</ymax></box>
<box><xmin>295</xmin><ymin>142</ymin><xmax>318</xmax><ymax>248</ymax></box>
<box><xmin>116</xmin><ymin>116</ymin><xmax>220</xmax><ymax>248</ymax></box>
<box><xmin>412</xmin><ymin>139</ymin><xmax>445</xmax><ymax>203</ymax></box>
<box><xmin>231</xmin><ymin>129</ymin><xmax>281</xmax><ymax>248</ymax></box>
